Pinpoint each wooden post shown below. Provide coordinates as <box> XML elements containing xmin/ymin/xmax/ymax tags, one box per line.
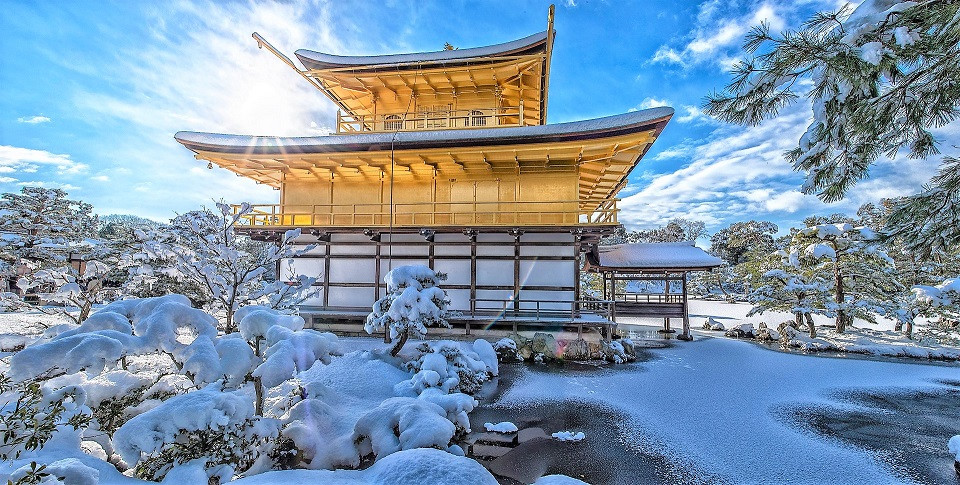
<box><xmin>679</xmin><ymin>271</ymin><xmax>692</xmax><ymax>341</ymax></box>
<box><xmin>374</xmin><ymin>240</ymin><xmax>381</xmax><ymax>302</ymax></box>
<box><xmin>510</xmin><ymin>229</ymin><xmax>523</xmax><ymax>312</ymax></box>
<box><xmin>466</xmin><ymin>229</ymin><xmax>478</xmax><ymax>313</ymax></box>
<box><xmin>322</xmin><ymin>241</ymin><xmax>331</xmax><ymax>308</ymax></box>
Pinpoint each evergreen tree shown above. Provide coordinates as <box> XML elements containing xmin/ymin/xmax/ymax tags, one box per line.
<box><xmin>794</xmin><ymin>222</ymin><xmax>900</xmax><ymax>332</ymax></box>
<box><xmin>365</xmin><ymin>265</ymin><xmax>452</xmax><ymax>356</ymax></box>
<box><xmin>748</xmin><ymin>248</ymin><xmax>831</xmax><ymax>338</ymax></box>
<box><xmin>0</xmin><ymin>187</ymin><xmax>107</xmax><ymax>323</ymax></box>
<box><xmin>706</xmin><ymin>0</ymin><xmax>960</xmax><ymax>252</ymax></box>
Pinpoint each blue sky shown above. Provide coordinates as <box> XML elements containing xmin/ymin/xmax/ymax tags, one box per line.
<box><xmin>0</xmin><ymin>0</ymin><xmax>948</xmax><ymax>234</ymax></box>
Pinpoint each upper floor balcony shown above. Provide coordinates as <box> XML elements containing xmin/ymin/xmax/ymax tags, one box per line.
<box><xmin>336</xmin><ymin>103</ymin><xmax>525</xmax><ymax>134</ymax></box>
<box><xmin>232</xmin><ymin>198</ymin><xmax>618</xmax><ymax>229</ymax></box>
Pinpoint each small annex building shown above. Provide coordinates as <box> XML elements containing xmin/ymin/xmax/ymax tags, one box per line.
<box><xmin>584</xmin><ymin>242</ymin><xmax>722</xmax><ymax>339</ymax></box>
<box><xmin>174</xmin><ymin>6</ymin><xmax>681</xmax><ymax>340</ymax></box>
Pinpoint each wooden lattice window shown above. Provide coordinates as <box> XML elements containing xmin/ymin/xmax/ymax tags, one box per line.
<box><xmin>383</xmin><ymin>114</ymin><xmax>403</xmax><ymax>131</ymax></box>
<box><xmin>469</xmin><ymin>110</ymin><xmax>489</xmax><ymax>127</ymax></box>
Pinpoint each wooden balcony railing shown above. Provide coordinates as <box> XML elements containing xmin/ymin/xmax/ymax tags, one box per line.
<box><xmin>336</xmin><ymin>104</ymin><xmax>524</xmax><ymax>134</ymax></box>
<box><xmin>232</xmin><ymin>199</ymin><xmax>619</xmax><ymax>228</ymax></box>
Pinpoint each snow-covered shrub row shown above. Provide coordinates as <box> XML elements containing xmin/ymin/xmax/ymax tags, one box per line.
<box><xmin>708</xmin><ymin>314</ymin><xmax>960</xmax><ymax>361</ymax></box>
<box><xmin>1</xmin><ymin>295</ymin><xmax>346</xmax><ymax>482</ymax></box>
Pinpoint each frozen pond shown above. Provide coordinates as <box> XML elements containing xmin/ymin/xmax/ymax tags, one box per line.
<box><xmin>476</xmin><ymin>336</ymin><xmax>960</xmax><ymax>484</ymax></box>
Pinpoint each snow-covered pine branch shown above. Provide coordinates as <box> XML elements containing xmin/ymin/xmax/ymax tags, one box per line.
<box><xmin>706</xmin><ymin>0</ymin><xmax>960</xmax><ymax>252</ymax></box>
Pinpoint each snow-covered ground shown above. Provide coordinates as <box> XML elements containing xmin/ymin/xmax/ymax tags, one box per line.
<box><xmin>494</xmin><ymin>336</ymin><xmax>960</xmax><ymax>484</ymax></box>
<box><xmin>620</xmin><ymin>298</ymin><xmax>960</xmax><ymax>360</ymax></box>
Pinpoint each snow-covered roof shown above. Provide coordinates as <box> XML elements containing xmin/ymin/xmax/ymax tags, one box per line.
<box><xmin>295</xmin><ymin>31</ymin><xmax>550</xmax><ymax>70</ymax></box>
<box><xmin>591</xmin><ymin>241</ymin><xmax>723</xmax><ymax>271</ymax></box>
<box><xmin>174</xmin><ymin>107</ymin><xmax>674</xmax><ymax>155</ymax></box>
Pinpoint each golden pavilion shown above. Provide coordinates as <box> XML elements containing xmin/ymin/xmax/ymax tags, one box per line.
<box><xmin>175</xmin><ymin>6</ymin><xmax>682</xmax><ymax>339</ymax></box>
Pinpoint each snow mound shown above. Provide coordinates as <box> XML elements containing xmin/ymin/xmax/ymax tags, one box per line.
<box><xmin>10</xmin><ymin>458</ymin><xmax>98</xmax><ymax>485</ymax></box>
<box><xmin>231</xmin><ymin>448</ymin><xmax>498</xmax><ymax>485</ymax></box>
<box><xmin>238</xmin><ymin>307</ymin><xmax>305</xmax><ymax>341</ymax></box>
<box><xmin>552</xmin><ymin>431</ymin><xmax>585</xmax><ymax>441</ymax></box>
<box><xmin>534</xmin><ymin>475</ymin><xmax>592</xmax><ymax>485</ymax></box>
<box><xmin>353</xmin><ymin>397</ymin><xmax>458</xmax><ymax>460</ymax></box>
<box><xmin>484</xmin><ymin>421</ymin><xmax>519</xmax><ymax>433</ymax></box>
<box><xmin>949</xmin><ymin>435</ymin><xmax>960</xmax><ymax>461</ymax></box>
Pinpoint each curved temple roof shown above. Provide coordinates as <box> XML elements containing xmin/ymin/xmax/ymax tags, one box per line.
<box><xmin>295</xmin><ymin>30</ymin><xmax>550</xmax><ymax>71</ymax></box>
<box><xmin>588</xmin><ymin>242</ymin><xmax>723</xmax><ymax>272</ymax></box>
<box><xmin>175</xmin><ymin>107</ymin><xmax>673</xmax><ymax>155</ymax></box>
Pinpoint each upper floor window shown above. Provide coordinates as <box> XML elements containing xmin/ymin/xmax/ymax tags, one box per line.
<box><xmin>383</xmin><ymin>114</ymin><xmax>403</xmax><ymax>131</ymax></box>
<box><xmin>469</xmin><ymin>110</ymin><xmax>489</xmax><ymax>127</ymax></box>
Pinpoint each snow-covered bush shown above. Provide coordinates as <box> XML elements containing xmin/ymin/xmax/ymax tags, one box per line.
<box><xmin>0</xmin><ymin>376</ymin><xmax>91</xmax><ymax>461</ymax></box>
<box><xmin>912</xmin><ymin>278</ymin><xmax>960</xmax><ymax>342</ymax></box>
<box><xmin>399</xmin><ymin>340</ymin><xmax>497</xmax><ymax>396</ymax></box>
<box><xmin>365</xmin><ymin>265</ymin><xmax>453</xmax><ymax>356</ymax></box>
<box><xmin>353</xmin><ymin>397</ymin><xmax>462</xmax><ymax>461</ymax></box>
<box><xmin>493</xmin><ymin>337</ymin><xmax>521</xmax><ymax>362</ymax></box>
<box><xmin>114</xmin><ymin>385</ymin><xmax>280</xmax><ymax>482</ymax></box>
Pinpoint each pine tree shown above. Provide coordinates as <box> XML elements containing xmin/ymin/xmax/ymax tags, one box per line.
<box><xmin>706</xmin><ymin>0</ymin><xmax>960</xmax><ymax>252</ymax></box>
<box><xmin>365</xmin><ymin>265</ymin><xmax>452</xmax><ymax>356</ymax></box>
<box><xmin>0</xmin><ymin>187</ymin><xmax>106</xmax><ymax>323</ymax></box>
<box><xmin>748</xmin><ymin>248</ymin><xmax>831</xmax><ymax>338</ymax></box>
<box><xmin>794</xmin><ymin>222</ymin><xmax>900</xmax><ymax>332</ymax></box>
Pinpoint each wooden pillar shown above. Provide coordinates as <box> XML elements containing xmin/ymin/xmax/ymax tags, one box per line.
<box><xmin>663</xmin><ymin>271</ymin><xmax>670</xmax><ymax>332</ymax></box>
<box><xmin>465</xmin><ymin>229</ymin><xmax>478</xmax><ymax>313</ymax></box>
<box><xmin>374</xmin><ymin>240</ymin><xmax>381</xmax><ymax>301</ymax></box>
<box><xmin>602</xmin><ymin>271</ymin><xmax>608</xmax><ymax>300</ymax></box>
<box><xmin>679</xmin><ymin>271</ymin><xmax>692</xmax><ymax>341</ymax></box>
<box><xmin>322</xmin><ymin>241</ymin><xmax>331</xmax><ymax>308</ymax></box>
<box><xmin>573</xmin><ymin>235</ymin><xmax>581</xmax><ymax>317</ymax></box>
<box><xmin>510</xmin><ymin>229</ymin><xmax>523</xmax><ymax>312</ymax></box>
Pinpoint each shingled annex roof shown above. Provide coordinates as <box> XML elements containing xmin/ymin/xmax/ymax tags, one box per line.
<box><xmin>295</xmin><ymin>30</ymin><xmax>550</xmax><ymax>71</ymax></box>
<box><xmin>174</xmin><ymin>107</ymin><xmax>672</xmax><ymax>155</ymax></box>
<box><xmin>588</xmin><ymin>241</ymin><xmax>723</xmax><ymax>271</ymax></box>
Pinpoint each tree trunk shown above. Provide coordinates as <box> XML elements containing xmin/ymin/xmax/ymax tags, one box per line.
<box><xmin>834</xmin><ymin>264</ymin><xmax>846</xmax><ymax>333</ymax></box>
<box><xmin>904</xmin><ymin>320</ymin><xmax>913</xmax><ymax>339</ymax></box>
<box><xmin>894</xmin><ymin>320</ymin><xmax>903</xmax><ymax>332</ymax></box>
<box><xmin>794</xmin><ymin>312</ymin><xmax>803</xmax><ymax>329</ymax></box>
<box><xmin>389</xmin><ymin>331</ymin><xmax>408</xmax><ymax>357</ymax></box>
<box><xmin>254</xmin><ymin>376</ymin><xmax>264</xmax><ymax>416</ymax></box>
<box><xmin>716</xmin><ymin>273</ymin><xmax>731</xmax><ymax>300</ymax></box>
<box><xmin>804</xmin><ymin>313</ymin><xmax>816</xmax><ymax>339</ymax></box>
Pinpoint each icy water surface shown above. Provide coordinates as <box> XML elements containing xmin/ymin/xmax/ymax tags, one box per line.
<box><xmin>471</xmin><ymin>361</ymin><xmax>722</xmax><ymax>485</ymax></box>
<box><xmin>473</xmin><ymin>338</ymin><xmax>960</xmax><ymax>484</ymax></box>
<box><xmin>786</xmin><ymin>380</ymin><xmax>960</xmax><ymax>485</ymax></box>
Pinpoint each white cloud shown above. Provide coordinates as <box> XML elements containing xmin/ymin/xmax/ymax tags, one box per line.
<box><xmin>65</xmin><ymin>0</ymin><xmax>349</xmax><ymax>218</ymax></box>
<box><xmin>0</xmin><ymin>177</ymin><xmax>17</xmax><ymax>184</ymax></box>
<box><xmin>618</xmin><ymin>100</ymin><xmax>940</xmax><ymax>231</ymax></box>
<box><xmin>17</xmin><ymin>115</ymin><xmax>51</xmax><ymax>124</ymax></box>
<box><xmin>675</xmin><ymin>105</ymin><xmax>715</xmax><ymax>124</ymax></box>
<box><xmin>90</xmin><ymin>175</ymin><xmax>110</xmax><ymax>182</ymax></box>
<box><xmin>637</xmin><ymin>97</ymin><xmax>671</xmax><ymax>110</ymax></box>
<box><xmin>0</xmin><ymin>145</ymin><xmax>88</xmax><ymax>175</ymax></box>
<box><xmin>650</xmin><ymin>2</ymin><xmax>787</xmax><ymax>70</ymax></box>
